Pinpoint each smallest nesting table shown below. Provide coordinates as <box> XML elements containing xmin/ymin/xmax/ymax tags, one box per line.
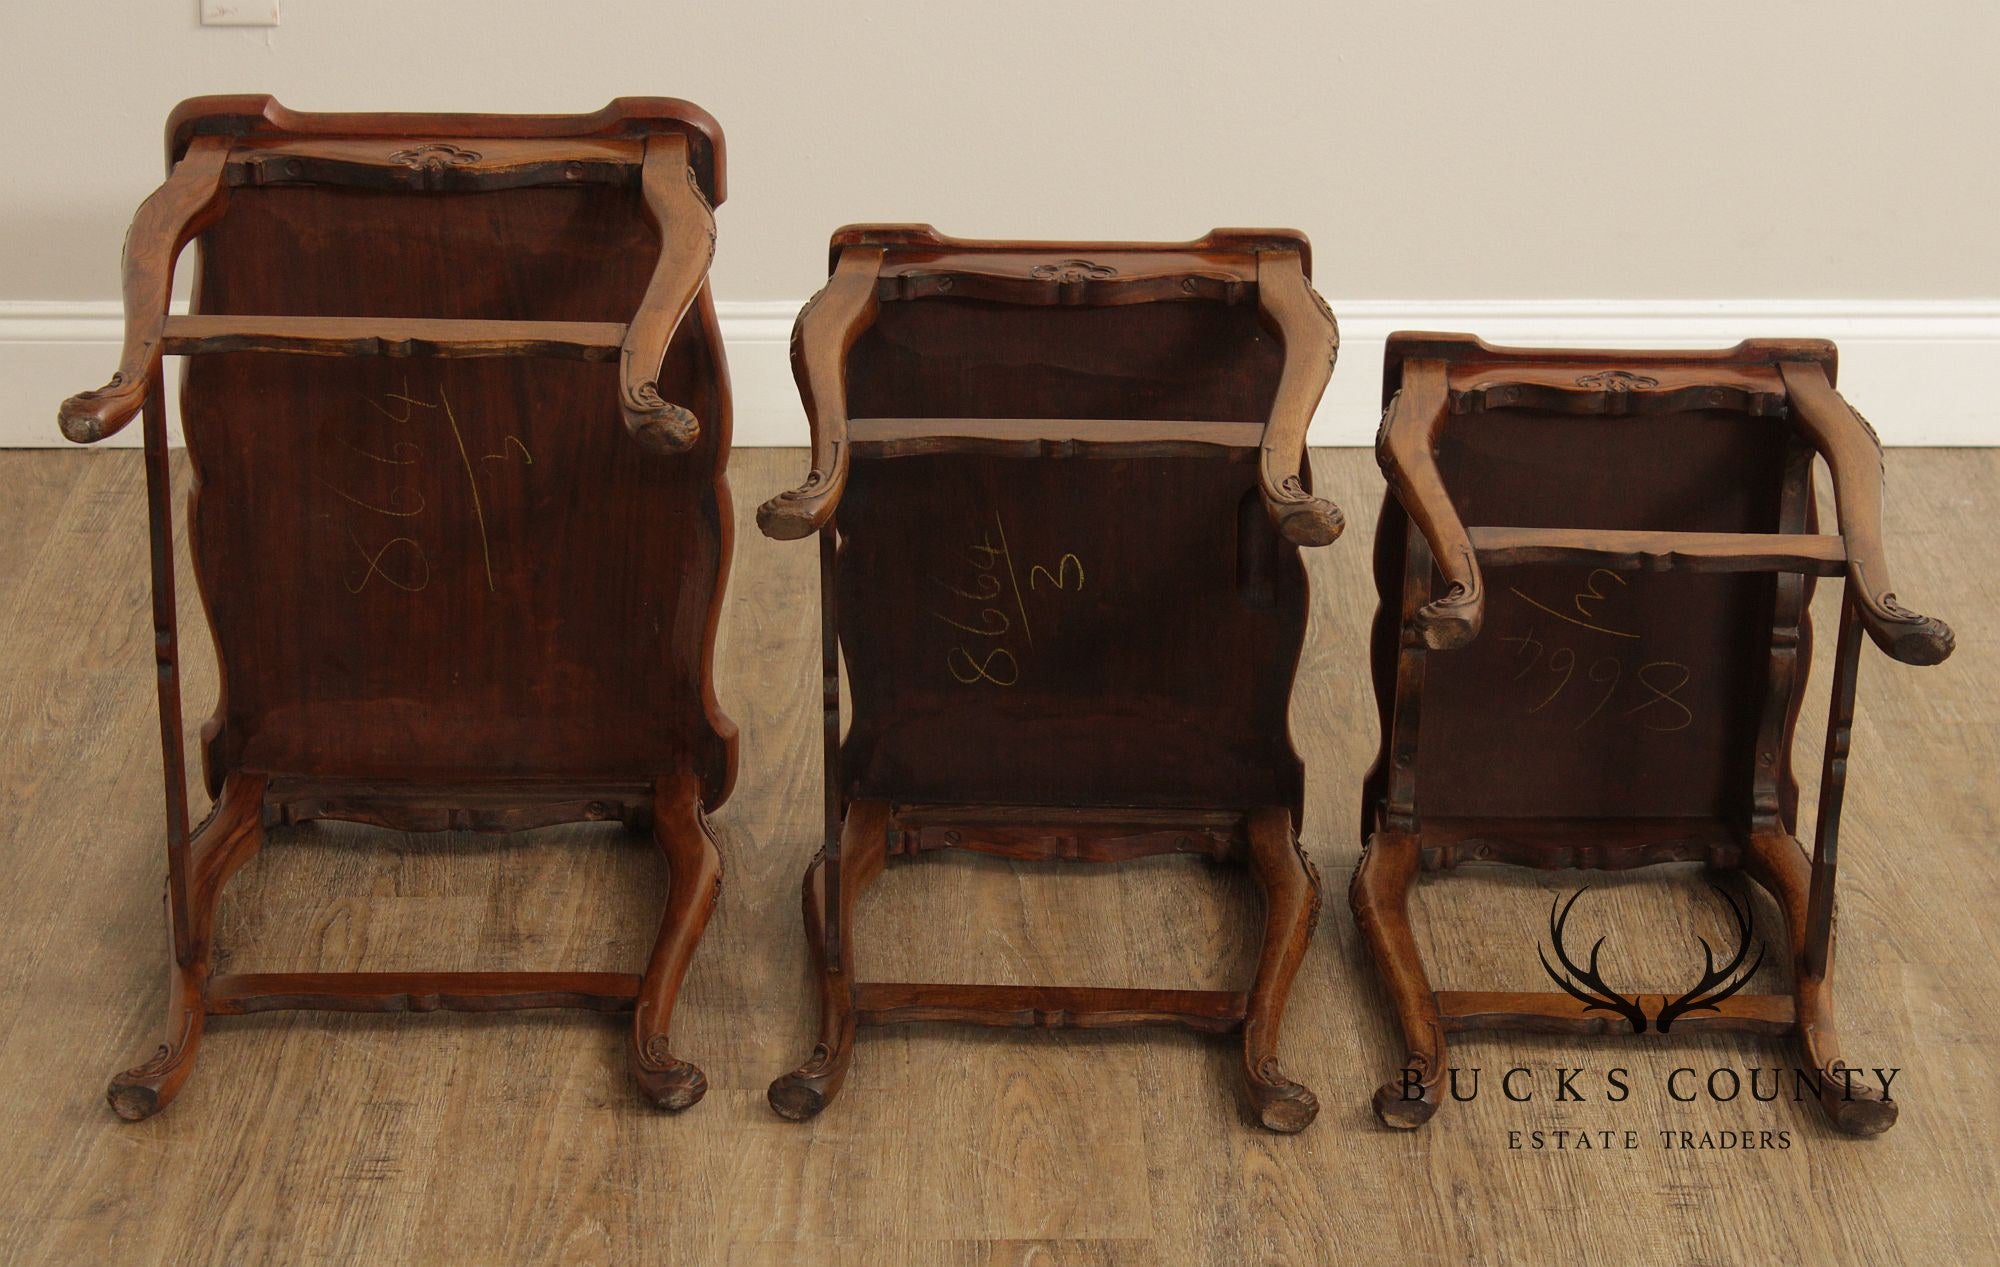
<box><xmin>1356</xmin><ymin>334</ymin><xmax>1951</xmax><ymax>1134</ymax></box>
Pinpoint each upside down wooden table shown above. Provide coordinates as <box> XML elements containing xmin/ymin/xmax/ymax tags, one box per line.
<box><xmin>61</xmin><ymin>96</ymin><xmax>737</xmax><ymax>1119</ymax></box>
<box><xmin>758</xmin><ymin>226</ymin><xmax>1343</xmax><ymax>1131</ymax></box>
<box><xmin>1354</xmin><ymin>333</ymin><xmax>1952</xmax><ymax>1134</ymax></box>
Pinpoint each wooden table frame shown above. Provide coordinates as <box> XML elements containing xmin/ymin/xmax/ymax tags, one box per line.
<box><xmin>759</xmin><ymin>226</ymin><xmax>1342</xmax><ymax>1132</ymax></box>
<box><xmin>61</xmin><ymin>97</ymin><xmax>737</xmax><ymax>1120</ymax></box>
<box><xmin>1355</xmin><ymin>332</ymin><xmax>1952</xmax><ymax>1134</ymax></box>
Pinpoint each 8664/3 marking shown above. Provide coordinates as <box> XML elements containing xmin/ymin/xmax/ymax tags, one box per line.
<box><xmin>930</xmin><ymin>510</ymin><xmax>1086</xmax><ymax>687</ymax></box>
<box><xmin>320</xmin><ymin>377</ymin><xmax>533</xmax><ymax>595</ymax></box>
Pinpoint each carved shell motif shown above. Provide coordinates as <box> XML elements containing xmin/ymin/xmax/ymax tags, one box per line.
<box><xmin>388</xmin><ymin>143</ymin><xmax>482</xmax><ymax>173</ymax></box>
<box><xmin>1030</xmin><ymin>259</ymin><xmax>1118</xmax><ymax>284</ymax></box>
<box><xmin>1575</xmin><ymin>370</ymin><xmax>1660</xmax><ymax>392</ymax></box>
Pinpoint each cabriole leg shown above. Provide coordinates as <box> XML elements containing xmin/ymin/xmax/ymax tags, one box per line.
<box><xmin>108</xmin><ymin>771</ymin><xmax>267</xmax><ymax>1121</ymax></box>
<box><xmin>632</xmin><ymin>772</ymin><xmax>723</xmax><ymax>1111</ymax></box>
<box><xmin>1239</xmin><ymin>807</ymin><xmax>1321</xmax><ymax>1133</ymax></box>
<box><xmin>1797</xmin><ymin>973</ymin><xmax>1898</xmax><ymax>1136</ymax></box>
<box><xmin>768</xmin><ymin>798</ymin><xmax>890</xmax><ymax>1121</ymax></box>
<box><xmin>1351</xmin><ymin>831</ymin><xmax>1446</xmax><ymax>1128</ymax></box>
<box><xmin>1741</xmin><ymin>830</ymin><xmax>1898</xmax><ymax>1136</ymax></box>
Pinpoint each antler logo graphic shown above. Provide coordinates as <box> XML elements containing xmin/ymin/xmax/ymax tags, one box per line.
<box><xmin>1538</xmin><ymin>886</ymin><xmax>1763</xmax><ymax>1033</ymax></box>
<box><xmin>1539</xmin><ymin>888</ymin><xmax>1649</xmax><ymax>1032</ymax></box>
<box><xmin>1654</xmin><ymin>886</ymin><xmax>1763</xmax><ymax>1032</ymax></box>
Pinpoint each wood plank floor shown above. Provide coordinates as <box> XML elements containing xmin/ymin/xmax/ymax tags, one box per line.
<box><xmin>0</xmin><ymin>447</ymin><xmax>1992</xmax><ymax>1265</ymax></box>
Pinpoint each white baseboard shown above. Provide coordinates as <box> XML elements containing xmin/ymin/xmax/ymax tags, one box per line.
<box><xmin>6</xmin><ymin>298</ymin><xmax>1994</xmax><ymax>447</ymax></box>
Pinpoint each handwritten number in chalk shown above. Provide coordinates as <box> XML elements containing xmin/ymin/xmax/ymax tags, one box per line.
<box><xmin>1528</xmin><ymin>647</ymin><xmax>1575</xmax><ymax>713</ymax></box>
<box><xmin>481</xmin><ymin>434</ymin><xmax>533</xmax><ymax>464</ymax></box>
<box><xmin>1502</xmin><ymin>629</ymin><xmax>1545</xmax><ymax>680</ymax></box>
<box><xmin>1029</xmin><ymin>554</ymin><xmax>1085</xmax><ymax>592</ymax></box>
<box><xmin>1500</xmin><ymin>625</ymin><xmax>1694</xmax><ymax>734</ymax></box>
<box><xmin>931</xmin><ymin>607</ymin><xmax>1012</xmax><ymax>638</ymax></box>
<box><xmin>935</xmin><ymin>516</ymin><xmax>1087</xmax><ymax>687</ymax></box>
<box><xmin>933</xmin><ymin>572</ymin><xmax>1004</xmax><ymax>603</ymax></box>
<box><xmin>947</xmin><ymin>646</ymin><xmax>1019</xmax><ymax>687</ymax></box>
<box><xmin>1627</xmin><ymin>661</ymin><xmax>1694</xmax><ymax>731</ymax></box>
<box><xmin>1576</xmin><ymin>656</ymin><xmax>1623</xmax><ymax>729</ymax></box>
<box><xmin>345</xmin><ymin>529</ymin><xmax>429</xmax><ymax>593</ymax></box>
<box><xmin>1573</xmin><ymin>569</ymin><xmax>1627</xmax><ymax>625</ymax></box>
<box><xmin>965</xmin><ymin>537</ymin><xmax>1004</xmax><ymax>572</ymax></box>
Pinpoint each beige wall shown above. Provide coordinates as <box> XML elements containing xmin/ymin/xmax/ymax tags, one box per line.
<box><xmin>6</xmin><ymin>0</ymin><xmax>1997</xmax><ymax>302</ymax></box>
<box><xmin>4</xmin><ymin>2</ymin><xmax>1997</xmax><ymax>445</ymax></box>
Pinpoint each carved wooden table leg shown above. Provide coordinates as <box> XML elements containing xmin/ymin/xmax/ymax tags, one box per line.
<box><xmin>1351</xmin><ymin>831</ymin><xmax>1446</xmax><ymax>1128</ymax></box>
<box><xmin>1799</xmin><ymin>975</ymin><xmax>1897</xmax><ymax>1135</ymax></box>
<box><xmin>1742</xmin><ymin>830</ymin><xmax>1898</xmax><ymax>1135</ymax></box>
<box><xmin>108</xmin><ymin>771</ymin><xmax>267</xmax><ymax>1121</ymax></box>
<box><xmin>1239</xmin><ymin>807</ymin><xmax>1321</xmax><ymax>1133</ymax></box>
<box><xmin>631</xmin><ymin>772</ymin><xmax>723</xmax><ymax>1111</ymax></box>
<box><xmin>768</xmin><ymin>798</ymin><xmax>890</xmax><ymax>1121</ymax></box>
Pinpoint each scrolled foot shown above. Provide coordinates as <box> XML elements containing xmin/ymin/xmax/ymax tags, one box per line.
<box><xmin>1880</xmin><ymin>610</ymin><xmax>1954</xmax><ymax>667</ymax></box>
<box><xmin>633</xmin><ymin>1040</ymin><xmax>709</xmax><ymax>1113</ymax></box>
<box><xmin>59</xmin><ymin>373</ymin><xmax>137</xmax><ymax>444</ymax></box>
<box><xmin>621</xmin><ymin>383</ymin><xmax>701</xmax><ymax>454</ymax></box>
<box><xmin>1372</xmin><ymin>1054</ymin><xmax>1443</xmax><ymax>1130</ymax></box>
<box><xmin>635</xmin><ymin>1063</ymin><xmax>708</xmax><ymax>1113</ymax></box>
<box><xmin>756</xmin><ymin>497</ymin><xmax>820</xmax><ymax>542</ymax></box>
<box><xmin>106</xmin><ymin>1031</ymin><xmax>200</xmax><ymax>1123</ymax></box>
<box><xmin>1413</xmin><ymin>578</ymin><xmax>1482</xmax><ymax>651</ymax></box>
<box><xmin>1246</xmin><ymin>1056</ymin><xmax>1320</xmax><ymax>1134</ymax></box>
<box><xmin>107</xmin><ymin>1078</ymin><xmax>162</xmax><ymax>1123</ymax></box>
<box><xmin>755</xmin><ymin>467</ymin><xmax>836</xmax><ymax>541</ymax></box>
<box><xmin>767</xmin><ymin>1077</ymin><xmax>827</xmax><ymax>1123</ymax></box>
<box><xmin>1372</xmin><ymin>1077</ymin><xmax>1441</xmax><ymax>1130</ymax></box>
<box><xmin>1818</xmin><ymin>1065</ymin><xmax>1898</xmax><ymax>1136</ymax></box>
<box><xmin>767</xmin><ymin>1042</ymin><xmax>845</xmax><ymax>1122</ymax></box>
<box><xmin>1273</xmin><ymin>488</ymin><xmax>1345</xmax><ymax>548</ymax></box>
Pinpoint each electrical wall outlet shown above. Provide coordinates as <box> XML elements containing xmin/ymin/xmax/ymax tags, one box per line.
<box><xmin>200</xmin><ymin>0</ymin><xmax>279</xmax><ymax>26</ymax></box>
